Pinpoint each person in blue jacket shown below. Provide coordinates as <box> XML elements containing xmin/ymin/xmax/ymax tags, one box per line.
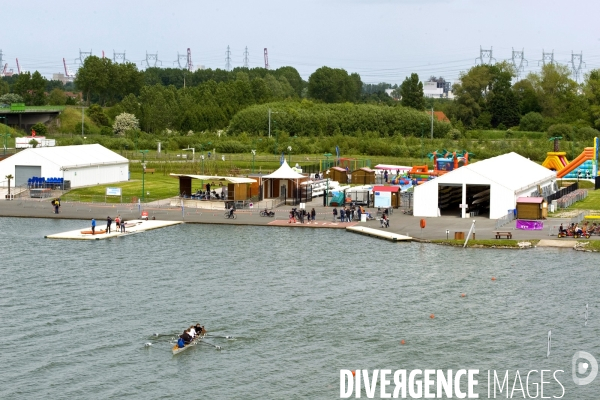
<box><xmin>91</xmin><ymin>218</ymin><xmax>96</xmax><ymax>234</ymax></box>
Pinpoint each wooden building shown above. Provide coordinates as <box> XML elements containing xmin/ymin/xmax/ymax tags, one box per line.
<box><xmin>516</xmin><ymin>197</ymin><xmax>547</xmax><ymax>219</ymax></box>
<box><xmin>329</xmin><ymin>166</ymin><xmax>348</xmax><ymax>184</ymax></box>
<box><xmin>351</xmin><ymin>167</ymin><xmax>375</xmax><ymax>185</ymax></box>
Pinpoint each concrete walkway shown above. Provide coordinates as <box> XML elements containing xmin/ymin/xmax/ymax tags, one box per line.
<box><xmin>1</xmin><ymin>197</ymin><xmax>592</xmax><ymax>243</ymax></box>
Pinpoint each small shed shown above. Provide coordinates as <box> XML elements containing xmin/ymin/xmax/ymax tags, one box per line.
<box><xmin>351</xmin><ymin>167</ymin><xmax>375</xmax><ymax>185</ymax></box>
<box><xmin>329</xmin><ymin>166</ymin><xmax>348</xmax><ymax>184</ymax></box>
<box><xmin>372</xmin><ymin>185</ymin><xmax>401</xmax><ymax>208</ymax></box>
<box><xmin>516</xmin><ymin>197</ymin><xmax>547</xmax><ymax>219</ymax></box>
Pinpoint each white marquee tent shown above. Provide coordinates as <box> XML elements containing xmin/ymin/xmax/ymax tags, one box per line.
<box><xmin>0</xmin><ymin>144</ymin><xmax>129</xmax><ymax>189</ymax></box>
<box><xmin>413</xmin><ymin>152</ymin><xmax>557</xmax><ymax>219</ymax></box>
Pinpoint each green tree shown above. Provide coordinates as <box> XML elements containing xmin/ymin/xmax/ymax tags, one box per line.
<box><xmin>512</xmin><ymin>79</ymin><xmax>541</xmax><ymax>115</ymax></box>
<box><xmin>75</xmin><ymin>56</ymin><xmax>109</xmax><ymax>104</ymax></box>
<box><xmin>520</xmin><ymin>112</ymin><xmax>544</xmax><ymax>131</ymax></box>
<box><xmin>399</xmin><ymin>73</ymin><xmax>424</xmax><ymax>110</ymax></box>
<box><xmin>0</xmin><ymin>93</ymin><xmax>24</xmax><ymax>104</ymax></box>
<box><xmin>113</xmin><ymin>112</ymin><xmax>140</xmax><ymax>135</ymax></box>
<box><xmin>487</xmin><ymin>64</ymin><xmax>520</xmax><ymax>128</ymax></box>
<box><xmin>31</xmin><ymin>122</ymin><xmax>48</xmax><ymax>136</ymax></box>
<box><xmin>451</xmin><ymin>65</ymin><xmax>493</xmax><ymax>127</ymax></box>
<box><xmin>47</xmin><ymin>88</ymin><xmax>67</xmax><ymax>105</ymax></box>
<box><xmin>526</xmin><ymin>63</ymin><xmax>579</xmax><ymax>118</ymax></box>
<box><xmin>87</xmin><ymin>104</ymin><xmax>109</xmax><ymax>126</ymax></box>
<box><xmin>307</xmin><ymin>67</ymin><xmax>362</xmax><ymax>103</ymax></box>
<box><xmin>583</xmin><ymin>69</ymin><xmax>600</xmax><ymax>129</ymax></box>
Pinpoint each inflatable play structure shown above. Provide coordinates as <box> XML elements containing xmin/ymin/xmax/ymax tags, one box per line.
<box><xmin>429</xmin><ymin>150</ymin><xmax>470</xmax><ymax>172</ymax></box>
<box><xmin>395</xmin><ymin>150</ymin><xmax>471</xmax><ymax>185</ymax></box>
<box><xmin>542</xmin><ymin>137</ymin><xmax>599</xmax><ymax>179</ymax></box>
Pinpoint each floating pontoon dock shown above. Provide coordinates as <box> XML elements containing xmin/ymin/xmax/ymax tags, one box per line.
<box><xmin>45</xmin><ymin>219</ymin><xmax>183</xmax><ymax>240</ymax></box>
<box><xmin>345</xmin><ymin>226</ymin><xmax>412</xmax><ymax>242</ymax></box>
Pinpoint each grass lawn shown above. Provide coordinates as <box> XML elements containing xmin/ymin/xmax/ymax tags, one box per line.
<box><xmin>61</xmin><ymin>172</ymin><xmax>180</xmax><ymax>203</ymax></box>
<box><xmin>431</xmin><ymin>239</ymin><xmax>540</xmax><ymax>248</ymax></box>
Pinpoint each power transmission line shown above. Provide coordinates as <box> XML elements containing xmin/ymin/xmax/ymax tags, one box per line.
<box><xmin>510</xmin><ymin>48</ymin><xmax>527</xmax><ymax>80</ymax></box>
<box><xmin>538</xmin><ymin>49</ymin><xmax>554</xmax><ymax>66</ymax></box>
<box><xmin>570</xmin><ymin>51</ymin><xmax>585</xmax><ymax>82</ymax></box>
<box><xmin>113</xmin><ymin>50</ymin><xmax>129</xmax><ymax>64</ymax></box>
<box><xmin>225</xmin><ymin>46</ymin><xmax>231</xmax><ymax>71</ymax></box>
<box><xmin>141</xmin><ymin>51</ymin><xmax>162</xmax><ymax>68</ymax></box>
<box><xmin>75</xmin><ymin>49</ymin><xmax>92</xmax><ymax>66</ymax></box>
<box><xmin>243</xmin><ymin>46</ymin><xmax>249</xmax><ymax>68</ymax></box>
<box><xmin>475</xmin><ymin>46</ymin><xmax>496</xmax><ymax>65</ymax></box>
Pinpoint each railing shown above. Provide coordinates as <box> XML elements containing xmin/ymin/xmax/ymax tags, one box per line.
<box><xmin>495</xmin><ymin>211</ymin><xmax>515</xmax><ymax>229</ymax></box>
<box><xmin>545</xmin><ymin>182</ymin><xmax>578</xmax><ymax>203</ymax></box>
<box><xmin>570</xmin><ymin>211</ymin><xmax>589</xmax><ymax>225</ymax></box>
<box><xmin>555</xmin><ymin>189</ymin><xmax>588</xmax><ymax>209</ymax></box>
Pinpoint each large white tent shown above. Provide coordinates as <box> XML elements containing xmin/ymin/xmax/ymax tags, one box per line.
<box><xmin>413</xmin><ymin>152</ymin><xmax>557</xmax><ymax>219</ymax></box>
<box><xmin>0</xmin><ymin>144</ymin><xmax>129</xmax><ymax>189</ymax></box>
<box><xmin>262</xmin><ymin>160</ymin><xmax>306</xmax><ymax>200</ymax></box>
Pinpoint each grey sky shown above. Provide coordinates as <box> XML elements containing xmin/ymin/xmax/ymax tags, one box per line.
<box><xmin>4</xmin><ymin>0</ymin><xmax>599</xmax><ymax>85</ymax></box>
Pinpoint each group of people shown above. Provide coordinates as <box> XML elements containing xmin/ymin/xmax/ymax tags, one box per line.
<box><xmin>90</xmin><ymin>215</ymin><xmax>126</xmax><ymax>234</ymax></box>
<box><xmin>332</xmin><ymin>205</ymin><xmax>369</xmax><ymax>222</ymax></box>
<box><xmin>177</xmin><ymin>324</ymin><xmax>206</xmax><ymax>348</ymax></box>
<box><xmin>559</xmin><ymin>222</ymin><xmax>599</xmax><ymax>237</ymax></box>
<box><xmin>288</xmin><ymin>207</ymin><xmax>317</xmax><ymax>223</ymax></box>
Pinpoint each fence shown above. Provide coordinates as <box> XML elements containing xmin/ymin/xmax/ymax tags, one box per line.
<box><xmin>555</xmin><ymin>189</ymin><xmax>588</xmax><ymax>209</ymax></box>
<box><xmin>495</xmin><ymin>210</ymin><xmax>516</xmax><ymax>229</ymax></box>
<box><xmin>545</xmin><ymin>182</ymin><xmax>578</xmax><ymax>203</ymax></box>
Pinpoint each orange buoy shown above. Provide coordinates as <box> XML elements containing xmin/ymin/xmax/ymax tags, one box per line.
<box><xmin>460</xmin><ymin>293</ymin><xmax>466</xmax><ymax>297</ymax></box>
<box><xmin>491</xmin><ymin>277</ymin><xmax>496</xmax><ymax>281</ymax></box>
<box><xmin>420</xmin><ymin>219</ymin><xmax>426</xmax><ymax>229</ymax></box>
<box><xmin>430</xmin><ymin>314</ymin><xmax>435</xmax><ymax>319</ymax></box>
<box><xmin>400</xmin><ymin>340</ymin><xmax>406</xmax><ymax>345</ymax></box>
<box><xmin>352</xmin><ymin>370</ymin><xmax>356</xmax><ymax>377</ymax></box>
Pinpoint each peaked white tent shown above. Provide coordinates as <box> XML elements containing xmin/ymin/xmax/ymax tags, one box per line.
<box><xmin>262</xmin><ymin>160</ymin><xmax>307</xmax><ymax>201</ymax></box>
<box><xmin>413</xmin><ymin>152</ymin><xmax>557</xmax><ymax>219</ymax></box>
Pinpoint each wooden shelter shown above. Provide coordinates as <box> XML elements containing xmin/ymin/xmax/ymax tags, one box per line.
<box><xmin>351</xmin><ymin>167</ymin><xmax>375</xmax><ymax>185</ymax></box>
<box><xmin>516</xmin><ymin>197</ymin><xmax>547</xmax><ymax>219</ymax></box>
<box><xmin>170</xmin><ymin>174</ymin><xmax>256</xmax><ymax>201</ymax></box>
<box><xmin>329</xmin><ymin>166</ymin><xmax>348</xmax><ymax>184</ymax></box>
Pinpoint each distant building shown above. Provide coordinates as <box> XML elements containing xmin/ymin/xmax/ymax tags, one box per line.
<box><xmin>52</xmin><ymin>73</ymin><xmax>72</xmax><ymax>84</ymax></box>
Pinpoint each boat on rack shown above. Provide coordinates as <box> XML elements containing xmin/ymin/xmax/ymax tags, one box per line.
<box><xmin>172</xmin><ymin>330</ymin><xmax>206</xmax><ymax>355</ymax></box>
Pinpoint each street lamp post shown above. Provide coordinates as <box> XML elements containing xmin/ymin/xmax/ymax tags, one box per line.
<box><xmin>251</xmin><ymin>150</ymin><xmax>256</xmax><ymax>173</ymax></box>
<box><xmin>201</xmin><ymin>155</ymin><xmax>205</xmax><ymax>174</ymax></box>
<box><xmin>139</xmin><ymin>150</ymin><xmax>149</xmax><ymax>202</ymax></box>
<box><xmin>81</xmin><ymin>106</ymin><xmax>85</xmax><ymax>137</ymax></box>
<box><xmin>287</xmin><ymin>146</ymin><xmax>292</xmax><ymax>164</ymax></box>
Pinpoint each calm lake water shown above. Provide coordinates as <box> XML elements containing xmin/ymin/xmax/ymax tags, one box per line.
<box><xmin>0</xmin><ymin>217</ymin><xmax>599</xmax><ymax>399</ymax></box>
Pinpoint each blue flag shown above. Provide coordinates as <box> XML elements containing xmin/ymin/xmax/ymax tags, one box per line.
<box><xmin>280</xmin><ymin>152</ymin><xmax>285</xmax><ymax>165</ymax></box>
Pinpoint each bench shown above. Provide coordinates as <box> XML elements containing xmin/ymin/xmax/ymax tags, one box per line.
<box><xmin>494</xmin><ymin>231</ymin><xmax>512</xmax><ymax>239</ymax></box>
<box><xmin>144</xmin><ymin>168</ymin><xmax>155</xmax><ymax>174</ymax></box>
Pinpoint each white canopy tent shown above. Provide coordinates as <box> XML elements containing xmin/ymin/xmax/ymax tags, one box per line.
<box><xmin>262</xmin><ymin>160</ymin><xmax>306</xmax><ymax>201</ymax></box>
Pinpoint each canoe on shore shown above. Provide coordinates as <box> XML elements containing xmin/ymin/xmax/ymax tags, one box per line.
<box><xmin>80</xmin><ymin>229</ymin><xmax>107</xmax><ymax>235</ymax></box>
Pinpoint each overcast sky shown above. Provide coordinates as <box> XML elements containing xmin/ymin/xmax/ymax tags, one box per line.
<box><xmin>3</xmin><ymin>0</ymin><xmax>599</xmax><ymax>85</ymax></box>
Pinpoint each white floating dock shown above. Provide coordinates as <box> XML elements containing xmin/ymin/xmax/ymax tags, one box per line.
<box><xmin>346</xmin><ymin>226</ymin><xmax>412</xmax><ymax>242</ymax></box>
<box><xmin>45</xmin><ymin>220</ymin><xmax>183</xmax><ymax>240</ymax></box>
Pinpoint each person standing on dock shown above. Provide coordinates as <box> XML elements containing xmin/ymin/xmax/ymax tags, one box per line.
<box><xmin>106</xmin><ymin>216</ymin><xmax>112</xmax><ymax>234</ymax></box>
<box><xmin>120</xmin><ymin>219</ymin><xmax>126</xmax><ymax>233</ymax></box>
<box><xmin>91</xmin><ymin>218</ymin><xmax>96</xmax><ymax>234</ymax></box>
<box><xmin>332</xmin><ymin>207</ymin><xmax>338</xmax><ymax>222</ymax></box>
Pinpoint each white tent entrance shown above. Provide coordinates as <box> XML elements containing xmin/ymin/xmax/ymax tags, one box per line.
<box><xmin>262</xmin><ymin>160</ymin><xmax>309</xmax><ymax>205</ymax></box>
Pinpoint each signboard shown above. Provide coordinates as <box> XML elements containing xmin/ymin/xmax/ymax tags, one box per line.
<box><xmin>106</xmin><ymin>187</ymin><xmax>122</xmax><ymax>196</ymax></box>
<box><xmin>374</xmin><ymin>191</ymin><xmax>391</xmax><ymax>208</ymax></box>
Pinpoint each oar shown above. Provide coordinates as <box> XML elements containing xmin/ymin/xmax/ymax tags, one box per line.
<box><xmin>205</xmin><ymin>335</ymin><xmax>235</xmax><ymax>339</ymax></box>
<box><xmin>200</xmin><ymin>341</ymin><xmax>222</xmax><ymax>350</ymax></box>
